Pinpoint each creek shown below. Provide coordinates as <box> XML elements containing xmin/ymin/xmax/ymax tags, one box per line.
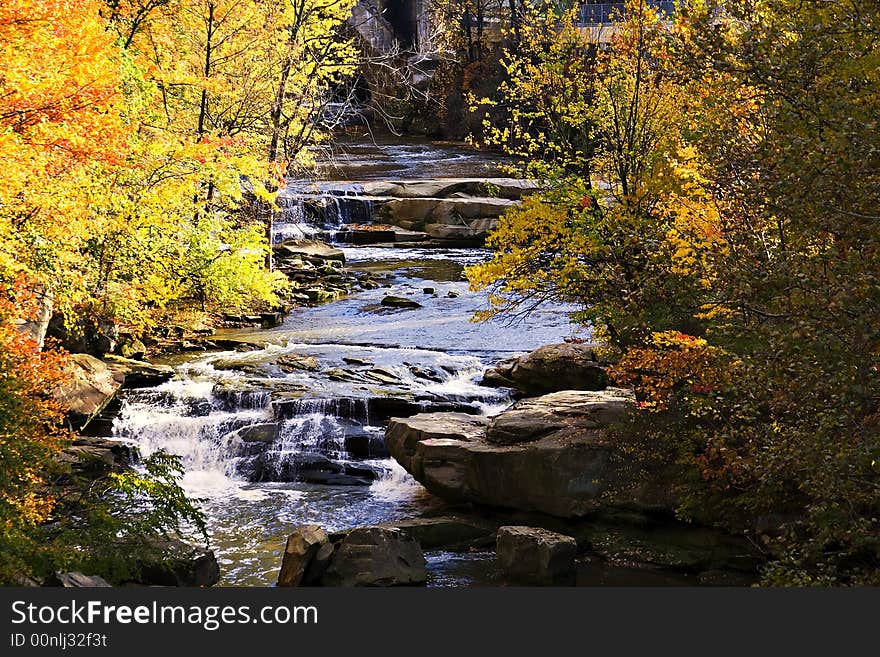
<box><xmin>111</xmin><ymin>137</ymin><xmax>582</xmax><ymax>586</ymax></box>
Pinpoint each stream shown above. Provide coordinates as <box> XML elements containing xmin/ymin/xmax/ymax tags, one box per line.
<box><xmin>111</xmin><ymin>137</ymin><xmax>582</xmax><ymax>586</ymax></box>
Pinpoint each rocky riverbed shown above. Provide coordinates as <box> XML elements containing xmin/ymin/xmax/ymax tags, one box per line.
<box><xmin>53</xmin><ymin>138</ymin><xmax>763</xmax><ymax>587</ymax></box>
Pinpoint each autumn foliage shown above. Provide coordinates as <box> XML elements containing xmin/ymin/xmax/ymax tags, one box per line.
<box><xmin>468</xmin><ymin>0</ymin><xmax>880</xmax><ymax>583</ymax></box>
<box><xmin>0</xmin><ymin>0</ymin><xmax>355</xmax><ymax>333</ymax></box>
<box><xmin>0</xmin><ymin>0</ymin><xmax>356</xmax><ymax>582</ymax></box>
<box><xmin>0</xmin><ymin>278</ymin><xmax>71</xmax><ymax>582</ymax></box>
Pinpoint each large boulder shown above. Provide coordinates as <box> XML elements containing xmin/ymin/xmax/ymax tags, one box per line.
<box><xmin>277</xmin><ymin>525</ymin><xmax>330</xmax><ymax>587</ymax></box>
<box><xmin>496</xmin><ymin>526</ymin><xmax>578</xmax><ymax>585</ymax></box>
<box><xmin>486</xmin><ymin>390</ymin><xmax>631</xmax><ymax>445</ymax></box>
<box><xmin>320</xmin><ymin>527</ymin><xmax>426</xmax><ymax>587</ymax></box>
<box><xmin>385</xmin><ymin>389</ymin><xmax>674</xmax><ymax>518</ymax></box>
<box><xmin>482</xmin><ymin>343</ymin><xmax>608</xmax><ymax>395</ymax></box>
<box><xmin>104</xmin><ymin>354</ymin><xmax>174</xmax><ymax>388</ymax></box>
<box><xmin>55</xmin><ymin>354</ymin><xmax>123</xmax><ymax>430</ymax></box>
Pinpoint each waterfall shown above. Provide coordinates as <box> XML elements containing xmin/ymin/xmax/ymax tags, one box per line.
<box><xmin>272</xmin><ymin>184</ymin><xmax>377</xmax><ymax>245</ymax></box>
<box><xmin>272</xmin><ymin>197</ymin><xmax>320</xmax><ymax>243</ymax></box>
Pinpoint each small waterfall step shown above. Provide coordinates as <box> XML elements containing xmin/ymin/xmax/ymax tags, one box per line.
<box><xmin>273</xmin><ymin>177</ymin><xmax>544</xmax><ymax>247</ymax></box>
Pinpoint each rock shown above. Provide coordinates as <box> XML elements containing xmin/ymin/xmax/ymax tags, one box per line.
<box><xmin>55</xmin><ymin>354</ymin><xmax>123</xmax><ymax>430</ymax></box>
<box><xmin>210</xmin><ymin>352</ymin><xmax>319</xmax><ymax>377</ymax></box>
<box><xmin>409</xmin><ymin>366</ymin><xmax>443</xmax><ymax>382</ymax></box>
<box><xmin>212</xmin><ymin>379</ymin><xmax>279</xmax><ymax>410</ymax></box>
<box><xmin>270</xmin><ymin>395</ymin><xmax>476</xmax><ymax>425</ymax></box>
<box><xmin>211</xmin><ymin>338</ymin><xmax>267</xmax><ymax>351</ymax></box>
<box><xmin>277</xmin><ymin>354</ymin><xmax>320</xmax><ymax>372</ymax></box>
<box><xmin>373</xmin><ymin>516</ymin><xmax>497</xmax><ymax>550</ymax></box>
<box><xmin>209</xmin><ymin>357</ymin><xmax>270</xmax><ymax>377</ymax></box>
<box><xmin>379</xmin><ymin>197</ymin><xmax>516</xmax><ymax>234</ymax></box>
<box><xmin>180</xmin><ymin>340</ymin><xmax>205</xmax><ymax>351</ymax></box>
<box><xmin>422</xmin><ymin>287</ymin><xmax>436</xmax><ymax>294</ymax></box>
<box><xmin>483</xmin><ymin>343</ymin><xmax>609</xmax><ymax>395</ymax></box>
<box><xmin>77</xmin><ymin>396</ymin><xmax>124</xmax><ymax>437</ymax></box>
<box><xmin>272</xmin><ymin>396</ymin><xmax>369</xmax><ymax>422</ymax></box>
<box><xmin>357</xmin><ymin>178</ymin><xmax>542</xmax><ymax>201</ymax></box>
<box><xmin>92</xmin><ymin>321</ymin><xmax>119</xmax><ymax>356</ymax></box>
<box><xmin>277</xmin><ymin>525</ymin><xmax>329</xmax><ymax>587</ymax></box>
<box><xmin>329</xmin><ymin>368</ymin><xmax>364</xmax><ymax>382</ymax></box>
<box><xmin>342</xmin><ymin>357</ymin><xmax>373</xmax><ymax>366</ymax></box>
<box><xmin>304</xmin><ymin>288</ymin><xmax>340</xmax><ymax>303</ymax></box>
<box><xmin>251</xmin><ymin>452</ymin><xmax>380</xmax><ymax>486</ymax></box>
<box><xmin>103</xmin><ymin>354</ymin><xmax>175</xmax><ymax>388</ymax></box>
<box><xmin>366</xmin><ymin>396</ymin><xmax>422</xmax><ymax>419</ymax></box>
<box><xmin>387</xmin><ymin>412</ymin><xmax>489</xmax><ymax>449</ymax></box>
<box><xmin>298</xmin><ymin>471</ymin><xmax>375</xmax><ymax>486</ymax></box>
<box><xmin>130</xmin><ymin>538</ymin><xmax>220</xmax><ymax>587</ymax></box>
<box><xmin>381</xmin><ymin>295</ymin><xmax>422</xmax><ymax>309</ymax></box>
<box><xmin>343</xmin><ymin>431</ymin><xmax>390</xmax><ymax>459</ymax></box>
<box><xmin>304</xmin><ymin>542</ymin><xmax>336</xmax><ymax>585</ymax></box>
<box><xmin>320</xmin><ymin>527</ymin><xmax>426</xmax><ymax>587</ymax></box>
<box><xmin>480</xmin><ymin>356</ymin><xmax>519</xmax><ymax>388</ymax></box>
<box><xmin>393</xmin><ymin>228</ymin><xmax>429</xmax><ymax>242</ymax></box>
<box><xmin>119</xmin><ymin>337</ymin><xmax>147</xmax><ymax>360</ymax></box>
<box><xmin>363</xmin><ymin>367</ymin><xmax>402</xmax><ymax>385</ymax></box>
<box><xmin>385</xmin><ymin>389</ymin><xmax>672</xmax><ymax>518</ymax></box>
<box><xmin>424</xmin><ymin>223</ymin><xmax>489</xmax><ymax>243</ymax></box>
<box><xmin>237</xmin><ymin>423</ymin><xmax>280</xmax><ymax>443</ymax></box>
<box><xmin>486</xmin><ymin>389</ymin><xmax>632</xmax><ymax>445</ymax></box>
<box><xmin>274</xmin><ymin>239</ymin><xmax>345</xmax><ymax>263</ymax></box>
<box><xmin>496</xmin><ymin>526</ymin><xmax>578</xmax><ymax>585</ymax></box>
<box><xmin>44</xmin><ymin>572</ymin><xmax>112</xmax><ymax>588</ymax></box>
<box><xmin>260</xmin><ymin>312</ymin><xmax>284</xmax><ymax>328</ymax></box>
<box><xmin>56</xmin><ymin>436</ymin><xmax>133</xmax><ymax>477</ymax></box>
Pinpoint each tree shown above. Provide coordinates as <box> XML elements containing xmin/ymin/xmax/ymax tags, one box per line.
<box><xmin>468</xmin><ymin>0</ymin><xmax>880</xmax><ymax>583</ymax></box>
<box><xmin>0</xmin><ymin>279</ymin><xmax>70</xmax><ymax>583</ymax></box>
<box><xmin>468</xmin><ymin>2</ymin><xmax>714</xmax><ymax>346</ymax></box>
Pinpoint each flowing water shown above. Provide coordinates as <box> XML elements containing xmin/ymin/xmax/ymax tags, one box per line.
<box><xmin>112</xmin><ymin>138</ymin><xmax>583</xmax><ymax>586</ymax></box>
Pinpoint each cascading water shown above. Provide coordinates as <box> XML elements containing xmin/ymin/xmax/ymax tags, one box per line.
<box><xmin>110</xmin><ymin>338</ymin><xmax>528</xmax><ymax>584</ymax></box>
<box><xmin>273</xmin><ymin>182</ymin><xmax>376</xmax><ymax>245</ymax></box>
<box><xmin>109</xmin><ymin>139</ymin><xmax>580</xmax><ymax>585</ymax></box>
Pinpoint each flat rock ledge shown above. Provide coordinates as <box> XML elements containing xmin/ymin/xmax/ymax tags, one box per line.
<box><xmin>385</xmin><ymin>388</ymin><xmax>675</xmax><ymax>518</ymax></box>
